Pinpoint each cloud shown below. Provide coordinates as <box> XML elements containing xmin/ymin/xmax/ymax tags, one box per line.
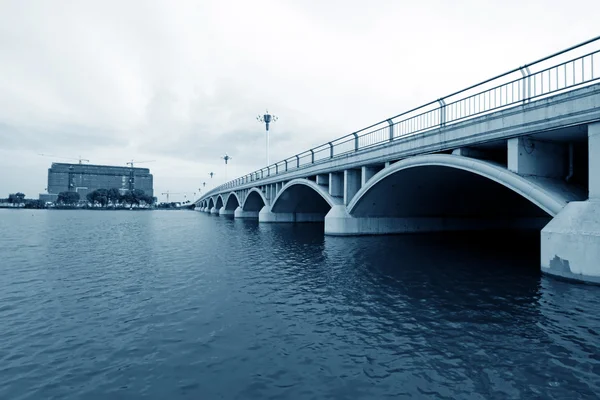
<box><xmin>1</xmin><ymin>0</ymin><xmax>599</xmax><ymax>201</ymax></box>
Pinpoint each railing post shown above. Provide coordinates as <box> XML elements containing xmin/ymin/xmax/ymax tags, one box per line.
<box><xmin>310</xmin><ymin>149</ymin><xmax>314</xmax><ymax>164</ymax></box>
<box><xmin>285</xmin><ymin>160</ymin><xmax>288</xmax><ymax>171</ymax></box>
<box><xmin>296</xmin><ymin>155</ymin><xmax>300</xmax><ymax>168</ymax></box>
<box><xmin>437</xmin><ymin>99</ymin><xmax>446</xmax><ymax>127</ymax></box>
<box><xmin>387</xmin><ymin>119</ymin><xmax>394</xmax><ymax>141</ymax></box>
<box><xmin>520</xmin><ymin>66</ymin><xmax>531</xmax><ymax>103</ymax></box>
<box><xmin>353</xmin><ymin>133</ymin><xmax>359</xmax><ymax>151</ymax></box>
<box><xmin>329</xmin><ymin>142</ymin><xmax>334</xmax><ymax>158</ymax></box>
<box><xmin>275</xmin><ymin>163</ymin><xmax>278</xmax><ymax>174</ymax></box>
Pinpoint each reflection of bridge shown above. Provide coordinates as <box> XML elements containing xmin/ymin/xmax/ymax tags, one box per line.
<box><xmin>196</xmin><ymin>37</ymin><xmax>600</xmax><ymax>284</ymax></box>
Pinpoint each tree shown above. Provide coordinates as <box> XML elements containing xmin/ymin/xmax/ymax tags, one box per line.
<box><xmin>57</xmin><ymin>191</ymin><xmax>80</xmax><ymax>205</ymax></box>
<box><xmin>120</xmin><ymin>191</ymin><xmax>135</xmax><ymax>207</ymax></box>
<box><xmin>96</xmin><ymin>189</ymin><xmax>108</xmax><ymax>207</ymax></box>
<box><xmin>24</xmin><ymin>199</ymin><xmax>45</xmax><ymax>209</ymax></box>
<box><xmin>8</xmin><ymin>192</ymin><xmax>25</xmax><ymax>204</ymax></box>
<box><xmin>85</xmin><ymin>189</ymin><xmax>110</xmax><ymax>207</ymax></box>
<box><xmin>107</xmin><ymin>188</ymin><xmax>120</xmax><ymax>207</ymax></box>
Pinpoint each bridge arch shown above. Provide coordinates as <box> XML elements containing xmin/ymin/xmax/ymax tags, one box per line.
<box><xmin>347</xmin><ymin>154</ymin><xmax>583</xmax><ymax>223</ymax></box>
<box><xmin>242</xmin><ymin>188</ymin><xmax>268</xmax><ymax>212</ymax></box>
<box><xmin>271</xmin><ymin>179</ymin><xmax>341</xmax><ymax>215</ymax></box>
<box><xmin>224</xmin><ymin>192</ymin><xmax>240</xmax><ymax>211</ymax></box>
<box><xmin>207</xmin><ymin>198</ymin><xmax>215</xmax><ymax>210</ymax></box>
<box><xmin>215</xmin><ymin>195</ymin><xmax>224</xmax><ymax>210</ymax></box>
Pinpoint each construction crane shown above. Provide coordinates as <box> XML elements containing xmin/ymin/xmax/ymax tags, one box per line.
<box><xmin>126</xmin><ymin>159</ymin><xmax>155</xmax><ymax>168</ymax></box>
<box><xmin>126</xmin><ymin>160</ymin><xmax>155</xmax><ymax>191</ymax></box>
<box><xmin>39</xmin><ymin>154</ymin><xmax>90</xmax><ymax>164</ymax></box>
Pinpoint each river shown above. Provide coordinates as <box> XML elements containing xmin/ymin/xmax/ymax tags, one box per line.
<box><xmin>1</xmin><ymin>209</ymin><xmax>599</xmax><ymax>399</ymax></box>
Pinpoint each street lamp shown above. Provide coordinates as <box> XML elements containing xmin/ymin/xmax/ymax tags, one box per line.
<box><xmin>222</xmin><ymin>153</ymin><xmax>232</xmax><ymax>180</ymax></box>
<box><xmin>257</xmin><ymin>110</ymin><xmax>278</xmax><ymax>166</ymax></box>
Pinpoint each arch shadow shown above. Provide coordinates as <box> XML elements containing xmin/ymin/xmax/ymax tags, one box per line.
<box><xmin>224</xmin><ymin>192</ymin><xmax>240</xmax><ymax>210</ymax></box>
<box><xmin>271</xmin><ymin>179</ymin><xmax>342</xmax><ymax>215</ymax></box>
<box><xmin>243</xmin><ymin>188</ymin><xmax>268</xmax><ymax>212</ymax></box>
<box><xmin>348</xmin><ymin>154</ymin><xmax>584</xmax><ymax>220</ymax></box>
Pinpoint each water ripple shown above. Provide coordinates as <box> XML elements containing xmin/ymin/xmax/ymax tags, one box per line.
<box><xmin>0</xmin><ymin>210</ymin><xmax>599</xmax><ymax>399</ymax></box>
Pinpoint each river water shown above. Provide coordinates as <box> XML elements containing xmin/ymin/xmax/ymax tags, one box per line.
<box><xmin>0</xmin><ymin>209</ymin><xmax>599</xmax><ymax>399</ymax></box>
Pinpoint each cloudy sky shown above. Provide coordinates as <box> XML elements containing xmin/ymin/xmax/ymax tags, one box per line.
<box><xmin>0</xmin><ymin>0</ymin><xmax>598</xmax><ymax>203</ymax></box>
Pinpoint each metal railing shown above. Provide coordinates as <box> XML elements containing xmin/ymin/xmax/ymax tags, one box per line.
<box><xmin>204</xmin><ymin>36</ymin><xmax>600</xmax><ymax>197</ymax></box>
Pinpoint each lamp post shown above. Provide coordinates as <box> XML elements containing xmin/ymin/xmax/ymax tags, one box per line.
<box><xmin>222</xmin><ymin>153</ymin><xmax>232</xmax><ymax>181</ymax></box>
<box><xmin>257</xmin><ymin>110</ymin><xmax>278</xmax><ymax>166</ymax></box>
<box><xmin>209</xmin><ymin>172</ymin><xmax>215</xmax><ymax>188</ymax></box>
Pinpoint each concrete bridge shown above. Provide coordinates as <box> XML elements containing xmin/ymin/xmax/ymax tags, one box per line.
<box><xmin>196</xmin><ymin>38</ymin><xmax>600</xmax><ymax>284</ymax></box>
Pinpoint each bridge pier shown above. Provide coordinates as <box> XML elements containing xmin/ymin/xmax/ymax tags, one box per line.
<box><xmin>210</xmin><ymin>207</ymin><xmax>218</xmax><ymax>214</ymax></box>
<box><xmin>324</xmin><ymin>206</ymin><xmax>547</xmax><ymax>235</ymax></box>
<box><xmin>258</xmin><ymin>206</ymin><xmax>326</xmax><ymax>223</ymax></box>
<box><xmin>541</xmin><ymin>122</ymin><xmax>600</xmax><ymax>284</ymax></box>
<box><xmin>259</xmin><ymin>206</ymin><xmax>295</xmax><ymax>223</ymax></box>
<box><xmin>219</xmin><ymin>206</ymin><xmax>234</xmax><ymax>216</ymax></box>
<box><xmin>541</xmin><ymin>201</ymin><xmax>600</xmax><ymax>284</ymax></box>
<box><xmin>234</xmin><ymin>207</ymin><xmax>258</xmax><ymax>219</ymax></box>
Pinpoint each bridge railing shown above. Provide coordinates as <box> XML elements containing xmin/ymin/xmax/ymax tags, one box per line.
<box><xmin>204</xmin><ymin>36</ymin><xmax>600</xmax><ymax>197</ymax></box>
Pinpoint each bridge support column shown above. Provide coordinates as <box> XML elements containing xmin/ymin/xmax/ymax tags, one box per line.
<box><xmin>541</xmin><ymin>122</ymin><xmax>600</xmax><ymax>284</ymax></box>
<box><xmin>234</xmin><ymin>207</ymin><xmax>258</xmax><ymax>219</ymax></box>
<box><xmin>316</xmin><ymin>174</ymin><xmax>329</xmax><ymax>187</ymax></box>
<box><xmin>259</xmin><ymin>206</ymin><xmax>295</xmax><ymax>223</ymax></box>
<box><xmin>219</xmin><ymin>207</ymin><xmax>234</xmax><ymax>216</ymax></box>
<box><xmin>361</xmin><ymin>165</ymin><xmax>382</xmax><ymax>187</ymax></box>
<box><xmin>210</xmin><ymin>207</ymin><xmax>218</xmax><ymax>214</ymax></box>
<box><xmin>344</xmin><ymin>169</ymin><xmax>361</xmax><ymax>206</ymax></box>
<box><xmin>329</xmin><ymin>172</ymin><xmax>343</xmax><ymax>198</ymax></box>
<box><xmin>508</xmin><ymin>137</ymin><xmax>566</xmax><ymax>178</ymax></box>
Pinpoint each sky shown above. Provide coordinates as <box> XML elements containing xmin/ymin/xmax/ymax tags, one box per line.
<box><xmin>0</xmin><ymin>0</ymin><xmax>599</xmax><ymax>203</ymax></box>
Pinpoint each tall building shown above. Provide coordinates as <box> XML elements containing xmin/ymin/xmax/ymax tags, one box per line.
<box><xmin>43</xmin><ymin>163</ymin><xmax>153</xmax><ymax>201</ymax></box>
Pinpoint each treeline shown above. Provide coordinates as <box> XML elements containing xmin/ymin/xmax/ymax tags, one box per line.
<box><xmin>85</xmin><ymin>188</ymin><xmax>154</xmax><ymax>207</ymax></box>
<box><xmin>54</xmin><ymin>188</ymin><xmax>155</xmax><ymax>208</ymax></box>
<box><xmin>1</xmin><ymin>192</ymin><xmax>25</xmax><ymax>204</ymax></box>
<box><xmin>1</xmin><ymin>192</ymin><xmax>45</xmax><ymax>209</ymax></box>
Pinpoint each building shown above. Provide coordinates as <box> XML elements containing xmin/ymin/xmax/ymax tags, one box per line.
<box><xmin>43</xmin><ymin>163</ymin><xmax>154</xmax><ymax>200</ymax></box>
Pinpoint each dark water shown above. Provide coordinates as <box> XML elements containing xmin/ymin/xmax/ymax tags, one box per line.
<box><xmin>1</xmin><ymin>210</ymin><xmax>599</xmax><ymax>400</ymax></box>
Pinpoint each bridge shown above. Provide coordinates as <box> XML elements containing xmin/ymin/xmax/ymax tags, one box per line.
<box><xmin>195</xmin><ymin>37</ymin><xmax>600</xmax><ymax>284</ymax></box>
